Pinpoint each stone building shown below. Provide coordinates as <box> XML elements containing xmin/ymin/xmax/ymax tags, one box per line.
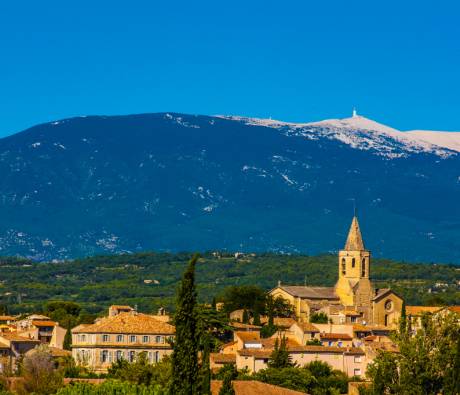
<box><xmin>270</xmin><ymin>216</ymin><xmax>403</xmax><ymax>327</ymax></box>
<box><xmin>71</xmin><ymin>306</ymin><xmax>175</xmax><ymax>373</ymax></box>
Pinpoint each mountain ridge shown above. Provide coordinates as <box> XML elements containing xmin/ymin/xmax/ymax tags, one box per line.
<box><xmin>0</xmin><ymin>112</ymin><xmax>458</xmax><ymax>262</ymax></box>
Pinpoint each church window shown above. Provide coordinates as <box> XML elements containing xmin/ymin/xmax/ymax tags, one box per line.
<box><xmin>385</xmin><ymin>300</ymin><xmax>393</xmax><ymax>311</ymax></box>
<box><xmin>341</xmin><ymin>258</ymin><xmax>346</xmax><ymax>275</ymax></box>
<box><xmin>352</xmin><ymin>258</ymin><xmax>355</xmax><ymax>268</ymax></box>
<box><xmin>361</xmin><ymin>259</ymin><xmax>366</xmax><ymax>276</ymax></box>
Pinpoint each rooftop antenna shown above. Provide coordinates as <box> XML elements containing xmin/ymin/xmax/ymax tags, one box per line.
<box><xmin>352</xmin><ymin>107</ymin><xmax>357</xmax><ymax>118</ymax></box>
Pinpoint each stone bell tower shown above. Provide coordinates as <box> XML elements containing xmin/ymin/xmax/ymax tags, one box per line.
<box><xmin>335</xmin><ymin>216</ymin><xmax>374</xmax><ymax>322</ymax></box>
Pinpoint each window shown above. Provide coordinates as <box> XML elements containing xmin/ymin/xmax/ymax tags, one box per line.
<box><xmin>156</xmin><ymin>335</ymin><xmax>163</xmax><ymax>343</ymax></box>
<box><xmin>116</xmin><ymin>350</ymin><xmax>123</xmax><ymax>361</ymax></box>
<box><xmin>351</xmin><ymin>316</ymin><xmax>357</xmax><ymax>323</ymax></box>
<box><xmin>78</xmin><ymin>334</ymin><xmax>86</xmax><ymax>342</ymax></box>
<box><xmin>116</xmin><ymin>335</ymin><xmax>123</xmax><ymax>342</ymax></box>
<box><xmin>143</xmin><ymin>335</ymin><xmax>149</xmax><ymax>343</ymax></box>
<box><xmin>361</xmin><ymin>259</ymin><xmax>366</xmax><ymax>276</ymax></box>
<box><xmin>352</xmin><ymin>258</ymin><xmax>355</xmax><ymax>268</ymax></box>
<box><xmin>328</xmin><ymin>341</ymin><xmax>333</xmax><ymax>346</ymax></box>
<box><xmin>385</xmin><ymin>300</ymin><xmax>393</xmax><ymax>311</ymax></box>
<box><xmin>338</xmin><ymin>341</ymin><xmax>343</xmax><ymax>347</ymax></box>
<box><xmin>129</xmin><ymin>351</ymin><xmax>136</xmax><ymax>362</ymax></box>
<box><xmin>102</xmin><ymin>334</ymin><xmax>109</xmax><ymax>342</ymax></box>
<box><xmin>155</xmin><ymin>351</ymin><xmax>160</xmax><ymax>363</ymax></box>
<box><xmin>354</xmin><ymin>368</ymin><xmax>362</xmax><ymax>376</ymax></box>
<box><xmin>130</xmin><ymin>335</ymin><xmax>137</xmax><ymax>343</ymax></box>
<box><xmin>384</xmin><ymin>314</ymin><xmax>388</xmax><ymax>326</ymax></box>
<box><xmin>101</xmin><ymin>350</ymin><xmax>109</xmax><ymax>363</ymax></box>
<box><xmin>354</xmin><ymin>356</ymin><xmax>362</xmax><ymax>363</ymax></box>
<box><xmin>341</xmin><ymin>258</ymin><xmax>346</xmax><ymax>275</ymax></box>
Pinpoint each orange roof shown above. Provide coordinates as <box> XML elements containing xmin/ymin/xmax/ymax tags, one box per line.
<box><xmin>406</xmin><ymin>306</ymin><xmax>442</xmax><ymax>316</ymax></box>
<box><xmin>211</xmin><ymin>380</ymin><xmax>306</xmax><ymax>395</ymax></box>
<box><xmin>446</xmin><ymin>306</ymin><xmax>460</xmax><ymax>314</ymax></box>
<box><xmin>320</xmin><ymin>333</ymin><xmax>352</xmax><ymax>340</ymax></box>
<box><xmin>110</xmin><ymin>305</ymin><xmax>133</xmax><ymax>309</ymax></box>
<box><xmin>0</xmin><ymin>333</ymin><xmax>40</xmax><ymax>343</ymax></box>
<box><xmin>33</xmin><ymin>320</ymin><xmax>57</xmax><ymax>327</ymax></box>
<box><xmin>353</xmin><ymin>324</ymin><xmax>372</xmax><ymax>332</ymax></box>
<box><xmin>235</xmin><ymin>331</ymin><xmax>260</xmax><ymax>343</ymax></box>
<box><xmin>294</xmin><ymin>322</ymin><xmax>319</xmax><ymax>332</ymax></box>
<box><xmin>210</xmin><ymin>353</ymin><xmax>236</xmax><ymax>364</ymax></box>
<box><xmin>238</xmin><ymin>345</ymin><xmax>364</xmax><ymax>357</ymax></box>
<box><xmin>230</xmin><ymin>322</ymin><xmax>261</xmax><ymax>330</ymax></box>
<box><xmin>0</xmin><ymin>316</ymin><xmax>15</xmax><ymax>321</ymax></box>
<box><xmin>72</xmin><ymin>312</ymin><xmax>175</xmax><ymax>335</ymax></box>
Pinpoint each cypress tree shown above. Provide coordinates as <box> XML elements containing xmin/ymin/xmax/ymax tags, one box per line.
<box><xmin>219</xmin><ymin>371</ymin><xmax>235</xmax><ymax>395</ymax></box>
<box><xmin>170</xmin><ymin>254</ymin><xmax>200</xmax><ymax>395</ymax></box>
<box><xmin>268</xmin><ymin>335</ymin><xmax>293</xmax><ymax>368</ymax></box>
<box><xmin>242</xmin><ymin>309</ymin><xmax>249</xmax><ymax>324</ymax></box>
<box><xmin>63</xmin><ymin>324</ymin><xmax>72</xmax><ymax>350</ymax></box>
<box><xmin>399</xmin><ymin>301</ymin><xmax>407</xmax><ymax>339</ymax></box>
<box><xmin>253</xmin><ymin>309</ymin><xmax>261</xmax><ymax>326</ymax></box>
<box><xmin>198</xmin><ymin>333</ymin><xmax>211</xmax><ymax>395</ymax></box>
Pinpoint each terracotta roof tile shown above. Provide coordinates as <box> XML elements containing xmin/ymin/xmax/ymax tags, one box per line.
<box><xmin>32</xmin><ymin>320</ymin><xmax>57</xmax><ymax>327</ymax></box>
<box><xmin>210</xmin><ymin>353</ymin><xmax>236</xmax><ymax>364</ymax></box>
<box><xmin>295</xmin><ymin>322</ymin><xmax>319</xmax><ymax>332</ymax></box>
<box><xmin>235</xmin><ymin>331</ymin><xmax>260</xmax><ymax>343</ymax></box>
<box><xmin>406</xmin><ymin>306</ymin><xmax>443</xmax><ymax>315</ymax></box>
<box><xmin>211</xmin><ymin>380</ymin><xmax>306</xmax><ymax>395</ymax></box>
<box><xmin>320</xmin><ymin>333</ymin><xmax>352</xmax><ymax>340</ymax></box>
<box><xmin>72</xmin><ymin>312</ymin><xmax>175</xmax><ymax>335</ymax></box>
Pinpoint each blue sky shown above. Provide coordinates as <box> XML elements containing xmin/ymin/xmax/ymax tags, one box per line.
<box><xmin>0</xmin><ymin>0</ymin><xmax>459</xmax><ymax>136</ymax></box>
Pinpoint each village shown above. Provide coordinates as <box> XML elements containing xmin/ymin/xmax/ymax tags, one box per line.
<box><xmin>0</xmin><ymin>217</ymin><xmax>457</xmax><ymax>394</ymax></box>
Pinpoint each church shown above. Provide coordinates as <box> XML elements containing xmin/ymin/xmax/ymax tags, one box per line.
<box><xmin>270</xmin><ymin>216</ymin><xmax>403</xmax><ymax>328</ymax></box>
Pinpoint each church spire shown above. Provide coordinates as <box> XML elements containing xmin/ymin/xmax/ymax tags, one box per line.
<box><xmin>344</xmin><ymin>216</ymin><xmax>365</xmax><ymax>251</ymax></box>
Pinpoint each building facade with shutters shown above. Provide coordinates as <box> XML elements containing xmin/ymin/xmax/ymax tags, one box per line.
<box><xmin>71</xmin><ymin>306</ymin><xmax>175</xmax><ymax>373</ymax></box>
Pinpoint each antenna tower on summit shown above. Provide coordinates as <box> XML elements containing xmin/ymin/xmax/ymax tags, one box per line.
<box><xmin>352</xmin><ymin>108</ymin><xmax>358</xmax><ymax>117</ymax></box>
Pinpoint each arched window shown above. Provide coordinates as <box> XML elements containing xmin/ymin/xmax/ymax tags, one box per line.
<box><xmin>352</xmin><ymin>258</ymin><xmax>356</xmax><ymax>268</ymax></box>
<box><xmin>341</xmin><ymin>258</ymin><xmax>346</xmax><ymax>275</ymax></box>
<box><xmin>361</xmin><ymin>259</ymin><xmax>366</xmax><ymax>277</ymax></box>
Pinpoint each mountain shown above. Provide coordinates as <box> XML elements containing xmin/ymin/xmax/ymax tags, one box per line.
<box><xmin>0</xmin><ymin>112</ymin><xmax>459</xmax><ymax>262</ymax></box>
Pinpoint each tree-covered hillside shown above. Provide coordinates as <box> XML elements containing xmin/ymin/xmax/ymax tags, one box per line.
<box><xmin>0</xmin><ymin>252</ymin><xmax>458</xmax><ymax>315</ymax></box>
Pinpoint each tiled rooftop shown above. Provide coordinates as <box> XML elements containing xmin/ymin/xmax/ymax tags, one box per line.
<box><xmin>72</xmin><ymin>312</ymin><xmax>175</xmax><ymax>335</ymax></box>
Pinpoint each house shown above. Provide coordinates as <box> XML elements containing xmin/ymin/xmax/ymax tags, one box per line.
<box><xmin>285</xmin><ymin>321</ymin><xmax>320</xmax><ymax>345</ymax></box>
<box><xmin>71</xmin><ymin>306</ymin><xmax>175</xmax><ymax>373</ymax></box>
<box><xmin>210</xmin><ymin>353</ymin><xmax>236</xmax><ymax>371</ymax></box>
<box><xmin>0</xmin><ymin>333</ymin><xmax>40</xmax><ymax>371</ymax></box>
<box><xmin>236</xmin><ymin>344</ymin><xmax>366</xmax><ymax>377</ymax></box>
<box><xmin>16</xmin><ymin>315</ymin><xmax>67</xmax><ymax>349</ymax></box>
<box><xmin>270</xmin><ymin>216</ymin><xmax>404</xmax><ymax>328</ymax></box>
<box><xmin>319</xmin><ymin>332</ymin><xmax>353</xmax><ymax>347</ymax></box>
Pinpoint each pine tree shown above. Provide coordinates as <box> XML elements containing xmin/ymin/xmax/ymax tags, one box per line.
<box><xmin>170</xmin><ymin>254</ymin><xmax>200</xmax><ymax>395</ymax></box>
<box><xmin>219</xmin><ymin>371</ymin><xmax>235</xmax><ymax>395</ymax></box>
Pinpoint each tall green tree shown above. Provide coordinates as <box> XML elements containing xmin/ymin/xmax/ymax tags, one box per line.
<box><xmin>198</xmin><ymin>334</ymin><xmax>211</xmax><ymax>395</ymax></box>
<box><xmin>365</xmin><ymin>311</ymin><xmax>460</xmax><ymax>395</ymax></box>
<box><xmin>268</xmin><ymin>336</ymin><xmax>293</xmax><ymax>368</ymax></box>
<box><xmin>170</xmin><ymin>254</ymin><xmax>200</xmax><ymax>395</ymax></box>
<box><xmin>219</xmin><ymin>371</ymin><xmax>235</xmax><ymax>395</ymax></box>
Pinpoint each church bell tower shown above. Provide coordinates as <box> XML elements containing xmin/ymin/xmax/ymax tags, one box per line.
<box><xmin>335</xmin><ymin>217</ymin><xmax>373</xmax><ymax>313</ymax></box>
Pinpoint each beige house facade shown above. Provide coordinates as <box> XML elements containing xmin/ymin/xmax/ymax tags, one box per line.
<box><xmin>270</xmin><ymin>216</ymin><xmax>403</xmax><ymax>328</ymax></box>
<box><xmin>72</xmin><ymin>307</ymin><xmax>175</xmax><ymax>373</ymax></box>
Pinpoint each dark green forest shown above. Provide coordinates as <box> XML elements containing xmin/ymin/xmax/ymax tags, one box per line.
<box><xmin>0</xmin><ymin>252</ymin><xmax>458</xmax><ymax>315</ymax></box>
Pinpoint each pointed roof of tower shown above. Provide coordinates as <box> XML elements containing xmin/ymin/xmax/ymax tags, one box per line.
<box><xmin>344</xmin><ymin>216</ymin><xmax>365</xmax><ymax>251</ymax></box>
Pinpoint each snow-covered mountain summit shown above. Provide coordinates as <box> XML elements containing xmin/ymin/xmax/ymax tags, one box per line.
<box><xmin>223</xmin><ymin>113</ymin><xmax>460</xmax><ymax>159</ymax></box>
